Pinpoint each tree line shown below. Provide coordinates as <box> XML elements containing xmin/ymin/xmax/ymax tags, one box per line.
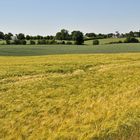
<box><xmin>0</xmin><ymin>29</ymin><xmax>140</xmax><ymax>45</ymax></box>
<box><xmin>0</xmin><ymin>29</ymin><xmax>84</xmax><ymax>45</ymax></box>
<box><xmin>85</xmin><ymin>31</ymin><xmax>140</xmax><ymax>39</ymax></box>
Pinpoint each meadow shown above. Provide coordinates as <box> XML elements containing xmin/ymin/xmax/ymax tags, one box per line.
<box><xmin>85</xmin><ymin>38</ymin><xmax>126</xmax><ymax>45</ymax></box>
<box><xmin>85</xmin><ymin>38</ymin><xmax>140</xmax><ymax>45</ymax></box>
<box><xmin>0</xmin><ymin>53</ymin><xmax>140</xmax><ymax>140</ymax></box>
<box><xmin>0</xmin><ymin>43</ymin><xmax>140</xmax><ymax>56</ymax></box>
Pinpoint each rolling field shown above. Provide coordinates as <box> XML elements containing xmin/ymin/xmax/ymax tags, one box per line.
<box><xmin>0</xmin><ymin>53</ymin><xmax>140</xmax><ymax>140</ymax></box>
<box><xmin>85</xmin><ymin>38</ymin><xmax>140</xmax><ymax>45</ymax></box>
<box><xmin>0</xmin><ymin>43</ymin><xmax>140</xmax><ymax>56</ymax></box>
<box><xmin>85</xmin><ymin>38</ymin><xmax>126</xmax><ymax>45</ymax></box>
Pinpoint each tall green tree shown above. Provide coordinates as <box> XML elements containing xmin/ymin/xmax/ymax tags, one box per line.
<box><xmin>55</xmin><ymin>29</ymin><xmax>70</xmax><ymax>40</ymax></box>
<box><xmin>26</xmin><ymin>35</ymin><xmax>31</xmax><ymax>40</ymax></box>
<box><xmin>0</xmin><ymin>31</ymin><xmax>4</xmax><ymax>39</ymax></box>
<box><xmin>71</xmin><ymin>31</ymin><xmax>84</xmax><ymax>45</ymax></box>
<box><xmin>16</xmin><ymin>33</ymin><xmax>25</xmax><ymax>40</ymax></box>
<box><xmin>4</xmin><ymin>33</ymin><xmax>13</xmax><ymax>40</ymax></box>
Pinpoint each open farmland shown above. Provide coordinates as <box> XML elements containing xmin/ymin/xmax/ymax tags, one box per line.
<box><xmin>0</xmin><ymin>53</ymin><xmax>140</xmax><ymax>140</ymax></box>
<box><xmin>0</xmin><ymin>43</ymin><xmax>140</xmax><ymax>56</ymax></box>
<box><xmin>85</xmin><ymin>38</ymin><xmax>140</xmax><ymax>45</ymax></box>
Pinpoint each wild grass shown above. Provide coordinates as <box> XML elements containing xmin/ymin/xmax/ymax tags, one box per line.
<box><xmin>0</xmin><ymin>54</ymin><xmax>140</xmax><ymax>140</ymax></box>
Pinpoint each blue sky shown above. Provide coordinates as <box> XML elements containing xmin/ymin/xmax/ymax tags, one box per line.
<box><xmin>0</xmin><ymin>0</ymin><xmax>140</xmax><ymax>35</ymax></box>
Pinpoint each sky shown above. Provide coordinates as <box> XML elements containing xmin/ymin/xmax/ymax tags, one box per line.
<box><xmin>0</xmin><ymin>0</ymin><xmax>140</xmax><ymax>35</ymax></box>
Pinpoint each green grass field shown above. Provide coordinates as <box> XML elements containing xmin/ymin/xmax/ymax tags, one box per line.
<box><xmin>85</xmin><ymin>38</ymin><xmax>140</xmax><ymax>45</ymax></box>
<box><xmin>0</xmin><ymin>53</ymin><xmax>140</xmax><ymax>140</ymax></box>
<box><xmin>85</xmin><ymin>38</ymin><xmax>126</xmax><ymax>45</ymax></box>
<box><xmin>0</xmin><ymin>43</ymin><xmax>140</xmax><ymax>56</ymax></box>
